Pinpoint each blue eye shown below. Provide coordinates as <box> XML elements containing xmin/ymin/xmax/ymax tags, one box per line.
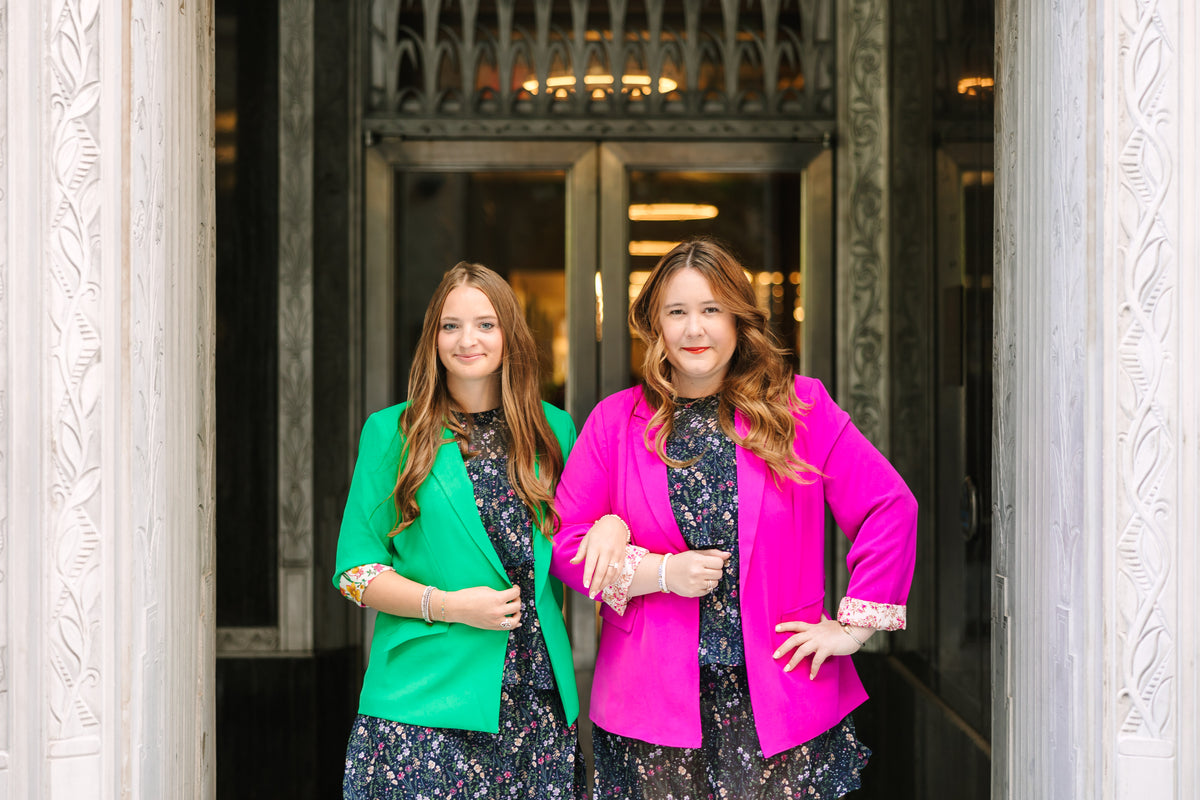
<box><xmin>479</xmin><ymin>321</ymin><xmax>496</xmax><ymax>330</ymax></box>
<box><xmin>441</xmin><ymin>322</ymin><xmax>458</xmax><ymax>331</ymax></box>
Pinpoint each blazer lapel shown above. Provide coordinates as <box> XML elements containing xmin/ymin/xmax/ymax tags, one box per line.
<box><xmin>734</xmin><ymin>409</ymin><xmax>767</xmax><ymax>586</ymax></box>
<box><xmin>430</xmin><ymin>436</ymin><xmax>510</xmax><ymax>584</ymax></box>
<box><xmin>629</xmin><ymin>397</ymin><xmax>689</xmax><ymax>552</ymax></box>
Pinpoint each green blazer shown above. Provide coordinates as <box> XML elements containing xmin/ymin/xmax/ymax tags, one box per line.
<box><xmin>333</xmin><ymin>401</ymin><xmax>579</xmax><ymax>732</ymax></box>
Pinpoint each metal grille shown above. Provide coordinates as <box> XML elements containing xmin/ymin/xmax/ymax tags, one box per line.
<box><xmin>366</xmin><ymin>0</ymin><xmax>837</xmax><ymax>139</ymax></box>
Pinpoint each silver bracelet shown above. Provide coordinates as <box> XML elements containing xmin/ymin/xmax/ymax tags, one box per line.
<box><xmin>658</xmin><ymin>552</ymin><xmax>672</xmax><ymax>593</ymax></box>
<box><xmin>421</xmin><ymin>584</ymin><xmax>436</xmax><ymax>624</ymax></box>
<box><xmin>840</xmin><ymin>622</ymin><xmax>867</xmax><ymax>648</ymax></box>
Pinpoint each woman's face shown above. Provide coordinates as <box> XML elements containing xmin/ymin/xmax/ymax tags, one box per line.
<box><xmin>657</xmin><ymin>267</ymin><xmax>737</xmax><ymax>398</ymax></box>
<box><xmin>437</xmin><ymin>285</ymin><xmax>504</xmax><ymax>390</ymax></box>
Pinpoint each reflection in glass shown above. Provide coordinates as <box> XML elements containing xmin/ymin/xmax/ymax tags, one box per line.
<box><xmin>624</xmin><ymin>170</ymin><xmax>803</xmax><ymax>387</ymax></box>
<box><xmin>393</xmin><ymin>170</ymin><xmax>568</xmax><ymax>407</ymax></box>
<box><xmin>215</xmin><ymin>0</ymin><xmax>279</xmax><ymax>627</ymax></box>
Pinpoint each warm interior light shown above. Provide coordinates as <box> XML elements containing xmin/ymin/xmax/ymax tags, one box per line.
<box><xmin>957</xmin><ymin>76</ymin><xmax>995</xmax><ymax>96</ymax></box>
<box><xmin>628</xmin><ymin>270</ymin><xmax>652</xmax><ymax>303</ymax></box>
<box><xmin>628</xmin><ymin>240</ymin><xmax>680</xmax><ymax>258</ymax></box>
<box><xmin>628</xmin><ymin>203</ymin><xmax>719</xmax><ymax>222</ymax></box>
<box><xmin>523</xmin><ymin>74</ymin><xmax>678</xmax><ymax>95</ymax></box>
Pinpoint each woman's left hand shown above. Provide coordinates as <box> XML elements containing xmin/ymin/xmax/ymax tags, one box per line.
<box><xmin>772</xmin><ymin>616</ymin><xmax>872</xmax><ymax>680</ymax></box>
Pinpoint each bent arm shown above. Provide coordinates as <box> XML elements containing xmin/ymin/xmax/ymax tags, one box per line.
<box><xmin>822</xmin><ymin>412</ymin><xmax>918</xmax><ymax>631</ymax></box>
<box><xmin>550</xmin><ymin>402</ymin><xmax>616</xmax><ymax>596</ymax></box>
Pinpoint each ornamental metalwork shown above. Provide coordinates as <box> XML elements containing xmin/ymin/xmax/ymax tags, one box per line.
<box><xmin>366</xmin><ymin>0</ymin><xmax>837</xmax><ymax>139</ymax></box>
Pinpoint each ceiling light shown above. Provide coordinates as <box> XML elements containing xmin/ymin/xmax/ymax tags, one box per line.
<box><xmin>957</xmin><ymin>76</ymin><xmax>994</xmax><ymax>96</ymax></box>
<box><xmin>628</xmin><ymin>203</ymin><xmax>719</xmax><ymax>221</ymax></box>
<box><xmin>628</xmin><ymin>240</ymin><xmax>680</xmax><ymax>258</ymax></box>
<box><xmin>523</xmin><ymin>74</ymin><xmax>678</xmax><ymax>95</ymax></box>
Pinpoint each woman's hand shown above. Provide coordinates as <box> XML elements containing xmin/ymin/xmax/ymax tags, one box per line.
<box><xmin>571</xmin><ymin>515</ymin><xmax>630</xmax><ymax>599</ymax></box>
<box><xmin>664</xmin><ymin>549</ymin><xmax>731</xmax><ymax>597</ymax></box>
<box><xmin>773</xmin><ymin>616</ymin><xmax>872</xmax><ymax>679</ymax></box>
<box><xmin>445</xmin><ymin>585</ymin><xmax>523</xmax><ymax>631</ymax></box>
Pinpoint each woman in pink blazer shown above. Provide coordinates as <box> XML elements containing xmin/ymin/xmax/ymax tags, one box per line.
<box><xmin>551</xmin><ymin>237</ymin><xmax>917</xmax><ymax>799</ymax></box>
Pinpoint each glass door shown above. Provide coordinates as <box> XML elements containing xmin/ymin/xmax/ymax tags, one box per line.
<box><xmin>365</xmin><ymin>140</ymin><xmax>834</xmax><ymax>423</ymax></box>
<box><xmin>362</xmin><ymin>137</ymin><xmax>835</xmax><ymax>685</ymax></box>
<box><xmin>363</xmin><ymin>140</ymin><xmax>598</xmax><ymax>423</ymax></box>
<box><xmin>597</xmin><ymin>143</ymin><xmax>835</xmax><ymax>399</ymax></box>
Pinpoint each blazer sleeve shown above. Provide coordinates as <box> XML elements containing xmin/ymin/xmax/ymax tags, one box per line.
<box><xmin>332</xmin><ymin>409</ymin><xmax>403</xmax><ymax>586</ymax></box>
<box><xmin>550</xmin><ymin>397</ymin><xmax>616</xmax><ymax>596</ymax></box>
<box><xmin>804</xmin><ymin>380</ymin><xmax>918</xmax><ymax>630</ymax></box>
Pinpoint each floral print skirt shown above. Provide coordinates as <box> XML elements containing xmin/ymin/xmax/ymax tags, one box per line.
<box><xmin>592</xmin><ymin>664</ymin><xmax>870</xmax><ymax>800</ymax></box>
<box><xmin>343</xmin><ymin>685</ymin><xmax>586</xmax><ymax>799</ymax></box>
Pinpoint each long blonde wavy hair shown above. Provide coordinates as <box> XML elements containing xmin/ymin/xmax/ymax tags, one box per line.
<box><xmin>391</xmin><ymin>262</ymin><xmax>564</xmax><ymax>537</ymax></box>
<box><xmin>630</xmin><ymin>237</ymin><xmax>817</xmax><ymax>484</ymax></box>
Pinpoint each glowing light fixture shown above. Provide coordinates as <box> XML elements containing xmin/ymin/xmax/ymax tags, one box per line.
<box><xmin>523</xmin><ymin>74</ymin><xmax>678</xmax><ymax>96</ymax></box>
<box><xmin>957</xmin><ymin>76</ymin><xmax>994</xmax><ymax>96</ymax></box>
<box><xmin>628</xmin><ymin>203</ymin><xmax>719</xmax><ymax>222</ymax></box>
<box><xmin>628</xmin><ymin>240</ymin><xmax>680</xmax><ymax>258</ymax></box>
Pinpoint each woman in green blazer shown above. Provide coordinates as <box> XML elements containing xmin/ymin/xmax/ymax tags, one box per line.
<box><xmin>335</xmin><ymin>262</ymin><xmax>584</xmax><ymax>799</ymax></box>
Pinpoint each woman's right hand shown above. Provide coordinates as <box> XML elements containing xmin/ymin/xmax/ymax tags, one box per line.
<box><xmin>664</xmin><ymin>549</ymin><xmax>731</xmax><ymax>597</ymax></box>
<box><xmin>571</xmin><ymin>514</ymin><xmax>631</xmax><ymax>598</ymax></box>
<box><xmin>445</xmin><ymin>585</ymin><xmax>522</xmax><ymax>631</ymax></box>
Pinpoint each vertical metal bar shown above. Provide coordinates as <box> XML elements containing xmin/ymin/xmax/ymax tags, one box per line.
<box><xmin>598</xmin><ymin>144</ymin><xmax>632</xmax><ymax>401</ymax></box>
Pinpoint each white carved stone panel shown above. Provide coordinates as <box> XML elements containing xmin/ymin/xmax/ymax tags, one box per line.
<box><xmin>0</xmin><ymin>0</ymin><xmax>10</xmax><ymax>779</ymax></box>
<box><xmin>130</xmin><ymin>0</ymin><xmax>168</xmax><ymax>793</ymax></box>
<box><xmin>46</xmin><ymin>0</ymin><xmax>104</xmax><ymax>781</ymax></box>
<box><xmin>1108</xmin><ymin>0</ymin><xmax>1181</xmax><ymax>795</ymax></box>
<box><xmin>997</xmin><ymin>0</ymin><xmax>1200</xmax><ymax>798</ymax></box>
<box><xmin>2</xmin><ymin>0</ymin><xmax>215</xmax><ymax>796</ymax></box>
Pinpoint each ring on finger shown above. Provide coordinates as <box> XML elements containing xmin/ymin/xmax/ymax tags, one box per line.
<box><xmin>500</xmin><ymin>618</ymin><xmax>512</xmax><ymax>629</ymax></box>
<box><xmin>607</xmin><ymin>562</ymin><xmax>619</xmax><ymax>570</ymax></box>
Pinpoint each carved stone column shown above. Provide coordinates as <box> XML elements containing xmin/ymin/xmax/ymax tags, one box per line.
<box><xmin>1</xmin><ymin>1</ymin><xmax>215</xmax><ymax>796</ymax></box>
<box><xmin>995</xmin><ymin>0</ymin><xmax>1200</xmax><ymax>797</ymax></box>
<box><xmin>836</xmin><ymin>0</ymin><xmax>889</xmax><ymax>450</ymax></box>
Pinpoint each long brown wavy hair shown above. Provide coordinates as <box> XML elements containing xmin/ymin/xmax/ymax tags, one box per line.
<box><xmin>391</xmin><ymin>262</ymin><xmax>564</xmax><ymax>537</ymax></box>
<box><xmin>630</xmin><ymin>237</ymin><xmax>817</xmax><ymax>484</ymax></box>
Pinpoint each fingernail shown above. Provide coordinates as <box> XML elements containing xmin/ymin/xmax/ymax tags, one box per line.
<box><xmin>784</xmin><ymin>664</ymin><xmax>793</xmax><ymax>672</ymax></box>
<box><xmin>772</xmin><ymin>651</ymin><xmax>781</xmax><ymax>658</ymax></box>
<box><xmin>774</xmin><ymin>624</ymin><xmax>782</xmax><ymax>632</ymax></box>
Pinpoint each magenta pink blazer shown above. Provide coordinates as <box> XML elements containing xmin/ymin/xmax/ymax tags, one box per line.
<box><xmin>551</xmin><ymin>376</ymin><xmax>917</xmax><ymax>757</ymax></box>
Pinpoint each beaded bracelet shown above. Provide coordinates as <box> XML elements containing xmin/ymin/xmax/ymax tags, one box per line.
<box><xmin>599</xmin><ymin>513</ymin><xmax>632</xmax><ymax>543</ymax></box>
<box><xmin>421</xmin><ymin>584</ymin><xmax>436</xmax><ymax>624</ymax></box>
<box><xmin>658</xmin><ymin>552</ymin><xmax>673</xmax><ymax>593</ymax></box>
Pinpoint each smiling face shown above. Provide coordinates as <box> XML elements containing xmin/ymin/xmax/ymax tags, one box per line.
<box><xmin>657</xmin><ymin>267</ymin><xmax>737</xmax><ymax>398</ymax></box>
<box><xmin>437</xmin><ymin>285</ymin><xmax>504</xmax><ymax>404</ymax></box>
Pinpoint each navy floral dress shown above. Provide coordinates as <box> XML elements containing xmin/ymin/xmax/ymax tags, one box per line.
<box><xmin>591</xmin><ymin>394</ymin><xmax>871</xmax><ymax>800</ymax></box>
<box><xmin>342</xmin><ymin>408</ymin><xmax>585</xmax><ymax>800</ymax></box>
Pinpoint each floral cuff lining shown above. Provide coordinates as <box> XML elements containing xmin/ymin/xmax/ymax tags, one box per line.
<box><xmin>837</xmin><ymin>596</ymin><xmax>906</xmax><ymax>631</ymax></box>
<box><xmin>339</xmin><ymin>563</ymin><xmax>394</xmax><ymax>607</ymax></box>
<box><xmin>600</xmin><ymin>545</ymin><xmax>650</xmax><ymax>615</ymax></box>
